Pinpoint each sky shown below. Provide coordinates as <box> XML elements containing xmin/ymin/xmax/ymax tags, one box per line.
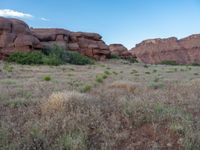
<box><xmin>0</xmin><ymin>0</ymin><xmax>200</xmax><ymax>49</ymax></box>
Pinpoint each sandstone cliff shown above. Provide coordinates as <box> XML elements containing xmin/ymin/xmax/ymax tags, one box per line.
<box><xmin>0</xmin><ymin>17</ymin><xmax>110</xmax><ymax>60</ymax></box>
<box><xmin>130</xmin><ymin>35</ymin><xmax>200</xmax><ymax>64</ymax></box>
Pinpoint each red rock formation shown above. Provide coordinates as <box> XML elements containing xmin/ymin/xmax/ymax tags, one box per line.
<box><xmin>109</xmin><ymin>44</ymin><xmax>132</xmax><ymax>58</ymax></box>
<box><xmin>0</xmin><ymin>17</ymin><xmax>110</xmax><ymax>60</ymax></box>
<box><xmin>69</xmin><ymin>32</ymin><xmax>110</xmax><ymax>60</ymax></box>
<box><xmin>130</xmin><ymin>35</ymin><xmax>200</xmax><ymax>64</ymax></box>
<box><xmin>0</xmin><ymin>17</ymin><xmax>42</xmax><ymax>58</ymax></box>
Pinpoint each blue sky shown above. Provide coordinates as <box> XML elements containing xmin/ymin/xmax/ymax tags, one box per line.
<box><xmin>0</xmin><ymin>0</ymin><xmax>200</xmax><ymax>49</ymax></box>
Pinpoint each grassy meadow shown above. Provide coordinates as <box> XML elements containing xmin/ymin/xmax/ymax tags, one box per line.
<box><xmin>0</xmin><ymin>59</ymin><xmax>200</xmax><ymax>150</ymax></box>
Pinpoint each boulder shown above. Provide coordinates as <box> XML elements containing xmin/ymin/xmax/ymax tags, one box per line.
<box><xmin>109</xmin><ymin>44</ymin><xmax>132</xmax><ymax>58</ymax></box>
<box><xmin>31</xmin><ymin>28</ymin><xmax>70</xmax><ymax>42</ymax></box>
<box><xmin>70</xmin><ymin>32</ymin><xmax>102</xmax><ymax>41</ymax></box>
<box><xmin>10</xmin><ymin>18</ymin><xmax>30</xmax><ymax>34</ymax></box>
<box><xmin>14</xmin><ymin>34</ymin><xmax>41</xmax><ymax>48</ymax></box>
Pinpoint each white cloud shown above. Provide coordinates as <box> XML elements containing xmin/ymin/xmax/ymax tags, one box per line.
<box><xmin>40</xmin><ymin>17</ymin><xmax>49</xmax><ymax>21</ymax></box>
<box><xmin>0</xmin><ymin>9</ymin><xmax>33</xmax><ymax>18</ymax></box>
<box><xmin>0</xmin><ymin>9</ymin><xmax>50</xmax><ymax>22</ymax></box>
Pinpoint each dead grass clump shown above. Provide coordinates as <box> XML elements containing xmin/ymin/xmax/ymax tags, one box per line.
<box><xmin>42</xmin><ymin>91</ymin><xmax>85</xmax><ymax>114</ymax></box>
<box><xmin>109</xmin><ymin>81</ymin><xmax>138</xmax><ymax>93</ymax></box>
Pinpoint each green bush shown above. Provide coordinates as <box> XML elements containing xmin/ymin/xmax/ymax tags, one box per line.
<box><xmin>191</xmin><ymin>63</ymin><xmax>200</xmax><ymax>66</ymax></box>
<box><xmin>109</xmin><ymin>54</ymin><xmax>138</xmax><ymax>63</ymax></box>
<box><xmin>109</xmin><ymin>54</ymin><xmax>120</xmax><ymax>59</ymax></box>
<box><xmin>80</xmin><ymin>84</ymin><xmax>92</xmax><ymax>93</ymax></box>
<box><xmin>45</xmin><ymin>45</ymin><xmax>94</xmax><ymax>65</ymax></box>
<box><xmin>7</xmin><ymin>51</ymin><xmax>44</xmax><ymax>65</ymax></box>
<box><xmin>126</xmin><ymin>57</ymin><xmax>138</xmax><ymax>63</ymax></box>
<box><xmin>160</xmin><ymin>60</ymin><xmax>178</xmax><ymax>66</ymax></box>
<box><xmin>7</xmin><ymin>45</ymin><xmax>95</xmax><ymax>66</ymax></box>
<box><xmin>3</xmin><ymin>63</ymin><xmax>13</xmax><ymax>72</ymax></box>
<box><xmin>43</xmin><ymin>76</ymin><xmax>51</xmax><ymax>81</ymax></box>
<box><xmin>104</xmin><ymin>70</ymin><xmax>111</xmax><ymax>75</ymax></box>
<box><xmin>95</xmin><ymin>74</ymin><xmax>104</xmax><ymax>83</ymax></box>
<box><xmin>66</xmin><ymin>51</ymin><xmax>94</xmax><ymax>65</ymax></box>
<box><xmin>42</xmin><ymin>55</ymin><xmax>62</xmax><ymax>66</ymax></box>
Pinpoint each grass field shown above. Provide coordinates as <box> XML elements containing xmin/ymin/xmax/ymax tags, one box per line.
<box><xmin>0</xmin><ymin>59</ymin><xmax>200</xmax><ymax>150</ymax></box>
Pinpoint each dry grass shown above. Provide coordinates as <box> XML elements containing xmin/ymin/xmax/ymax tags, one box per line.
<box><xmin>109</xmin><ymin>80</ymin><xmax>139</xmax><ymax>93</ymax></box>
<box><xmin>0</xmin><ymin>60</ymin><xmax>200</xmax><ymax>150</ymax></box>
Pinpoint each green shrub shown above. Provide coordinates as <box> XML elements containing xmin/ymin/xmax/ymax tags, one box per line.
<box><xmin>3</xmin><ymin>63</ymin><xmax>13</xmax><ymax>72</ymax></box>
<box><xmin>66</xmin><ymin>51</ymin><xmax>94</xmax><ymax>65</ymax></box>
<box><xmin>109</xmin><ymin>54</ymin><xmax>121</xmax><ymax>59</ymax></box>
<box><xmin>148</xmin><ymin>82</ymin><xmax>164</xmax><ymax>89</ymax></box>
<box><xmin>7</xmin><ymin>45</ymin><xmax>95</xmax><ymax>66</ymax></box>
<box><xmin>46</xmin><ymin>45</ymin><xmax>94</xmax><ymax>65</ymax></box>
<box><xmin>42</xmin><ymin>55</ymin><xmax>62</xmax><ymax>66</ymax></box>
<box><xmin>160</xmin><ymin>60</ymin><xmax>178</xmax><ymax>66</ymax></box>
<box><xmin>153</xmin><ymin>69</ymin><xmax>157</xmax><ymax>73</ymax></box>
<box><xmin>104</xmin><ymin>70</ymin><xmax>111</xmax><ymax>75</ymax></box>
<box><xmin>96</xmin><ymin>74</ymin><xmax>104</xmax><ymax>83</ymax></box>
<box><xmin>7</xmin><ymin>51</ymin><xmax>44</xmax><ymax>65</ymax></box>
<box><xmin>145</xmin><ymin>72</ymin><xmax>151</xmax><ymax>75</ymax></box>
<box><xmin>191</xmin><ymin>63</ymin><xmax>200</xmax><ymax>66</ymax></box>
<box><xmin>43</xmin><ymin>76</ymin><xmax>51</xmax><ymax>81</ymax></box>
<box><xmin>80</xmin><ymin>84</ymin><xmax>92</xmax><ymax>93</ymax></box>
<box><xmin>126</xmin><ymin>57</ymin><xmax>138</xmax><ymax>63</ymax></box>
<box><xmin>109</xmin><ymin>54</ymin><xmax>138</xmax><ymax>63</ymax></box>
<box><xmin>4</xmin><ymin>100</ymin><xmax>29</xmax><ymax>108</ymax></box>
<box><xmin>112</xmin><ymin>71</ymin><xmax>118</xmax><ymax>75</ymax></box>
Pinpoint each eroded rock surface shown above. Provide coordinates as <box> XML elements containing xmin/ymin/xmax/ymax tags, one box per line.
<box><xmin>0</xmin><ymin>17</ymin><xmax>110</xmax><ymax>60</ymax></box>
<box><xmin>109</xmin><ymin>44</ymin><xmax>132</xmax><ymax>58</ymax></box>
<box><xmin>130</xmin><ymin>35</ymin><xmax>200</xmax><ymax>64</ymax></box>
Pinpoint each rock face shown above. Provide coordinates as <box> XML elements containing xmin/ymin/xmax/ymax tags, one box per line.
<box><xmin>109</xmin><ymin>44</ymin><xmax>132</xmax><ymax>58</ymax></box>
<box><xmin>0</xmin><ymin>17</ymin><xmax>42</xmax><ymax>59</ymax></box>
<box><xmin>130</xmin><ymin>35</ymin><xmax>200</xmax><ymax>64</ymax></box>
<box><xmin>0</xmin><ymin>17</ymin><xmax>110</xmax><ymax>60</ymax></box>
<box><xmin>68</xmin><ymin>32</ymin><xmax>110</xmax><ymax>60</ymax></box>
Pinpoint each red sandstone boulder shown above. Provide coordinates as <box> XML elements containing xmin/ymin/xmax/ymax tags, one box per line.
<box><xmin>69</xmin><ymin>32</ymin><xmax>110</xmax><ymax>60</ymax></box>
<box><xmin>31</xmin><ymin>28</ymin><xmax>70</xmax><ymax>42</ymax></box>
<box><xmin>109</xmin><ymin>44</ymin><xmax>132</xmax><ymax>58</ymax></box>
<box><xmin>70</xmin><ymin>32</ymin><xmax>102</xmax><ymax>41</ymax></box>
<box><xmin>14</xmin><ymin>34</ymin><xmax>41</xmax><ymax>49</ymax></box>
<box><xmin>0</xmin><ymin>18</ymin><xmax>41</xmax><ymax>52</ymax></box>
<box><xmin>10</xmin><ymin>18</ymin><xmax>30</xmax><ymax>34</ymax></box>
<box><xmin>130</xmin><ymin>36</ymin><xmax>200</xmax><ymax>64</ymax></box>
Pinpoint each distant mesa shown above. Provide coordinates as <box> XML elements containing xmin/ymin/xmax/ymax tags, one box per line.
<box><xmin>1</xmin><ymin>17</ymin><xmax>200</xmax><ymax>64</ymax></box>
